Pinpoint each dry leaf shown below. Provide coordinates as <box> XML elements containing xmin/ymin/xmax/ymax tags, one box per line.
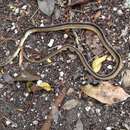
<box><xmin>37</xmin><ymin>0</ymin><xmax>55</xmax><ymax>16</ymax></box>
<box><xmin>122</xmin><ymin>69</ymin><xmax>130</xmax><ymax>87</ymax></box>
<box><xmin>81</xmin><ymin>82</ymin><xmax>130</xmax><ymax>105</ymax></box>
<box><xmin>63</xmin><ymin>99</ymin><xmax>79</xmax><ymax>110</ymax></box>
<box><xmin>92</xmin><ymin>55</ymin><xmax>107</xmax><ymax>73</ymax></box>
<box><xmin>37</xmin><ymin>80</ymin><xmax>53</xmax><ymax>91</ymax></box>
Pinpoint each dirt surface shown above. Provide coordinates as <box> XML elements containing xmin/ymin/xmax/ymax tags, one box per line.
<box><xmin>0</xmin><ymin>0</ymin><xmax>130</xmax><ymax>130</ymax></box>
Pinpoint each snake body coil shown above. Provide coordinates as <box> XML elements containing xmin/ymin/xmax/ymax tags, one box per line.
<box><xmin>0</xmin><ymin>23</ymin><xmax>123</xmax><ymax>80</ymax></box>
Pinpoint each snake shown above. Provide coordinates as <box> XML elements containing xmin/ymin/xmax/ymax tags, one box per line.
<box><xmin>0</xmin><ymin>23</ymin><xmax>123</xmax><ymax>80</ymax></box>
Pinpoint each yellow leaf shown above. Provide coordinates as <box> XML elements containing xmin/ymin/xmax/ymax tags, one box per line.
<box><xmin>92</xmin><ymin>55</ymin><xmax>107</xmax><ymax>73</ymax></box>
<box><xmin>37</xmin><ymin>80</ymin><xmax>53</xmax><ymax>91</ymax></box>
<box><xmin>81</xmin><ymin>82</ymin><xmax>130</xmax><ymax>105</ymax></box>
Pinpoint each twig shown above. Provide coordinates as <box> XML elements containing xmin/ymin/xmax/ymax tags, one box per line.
<box><xmin>19</xmin><ymin>47</ymin><xmax>24</xmax><ymax>67</ymax></box>
<box><xmin>30</xmin><ymin>8</ymin><xmax>39</xmax><ymax>20</ymax></box>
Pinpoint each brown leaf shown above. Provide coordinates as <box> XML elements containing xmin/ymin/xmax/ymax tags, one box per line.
<box><xmin>81</xmin><ymin>82</ymin><xmax>130</xmax><ymax>105</ymax></box>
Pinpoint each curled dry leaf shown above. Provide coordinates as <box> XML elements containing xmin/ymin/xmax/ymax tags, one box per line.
<box><xmin>122</xmin><ymin>69</ymin><xmax>130</xmax><ymax>87</ymax></box>
<box><xmin>37</xmin><ymin>0</ymin><xmax>55</xmax><ymax>16</ymax></box>
<box><xmin>81</xmin><ymin>82</ymin><xmax>130</xmax><ymax>105</ymax></box>
<box><xmin>63</xmin><ymin>99</ymin><xmax>79</xmax><ymax>110</ymax></box>
<box><xmin>92</xmin><ymin>55</ymin><xmax>107</xmax><ymax>73</ymax></box>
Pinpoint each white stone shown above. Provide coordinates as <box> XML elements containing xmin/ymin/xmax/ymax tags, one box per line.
<box><xmin>117</xmin><ymin>10</ymin><xmax>123</xmax><ymax>15</ymax></box>
<box><xmin>10</xmin><ymin>98</ymin><xmax>14</xmax><ymax>101</ymax></box>
<box><xmin>45</xmin><ymin>97</ymin><xmax>48</xmax><ymax>101</ymax></box>
<box><xmin>49</xmin><ymin>106</ymin><xmax>52</xmax><ymax>110</ymax></box>
<box><xmin>59</xmin><ymin>71</ymin><xmax>64</xmax><ymax>77</ymax></box>
<box><xmin>33</xmin><ymin>120</ymin><xmax>38</xmax><ymax>125</ymax></box>
<box><xmin>44</xmin><ymin>115</ymin><xmax>48</xmax><ymax>119</ymax></box>
<box><xmin>6</xmin><ymin>120</ymin><xmax>11</xmax><ymax>125</ymax></box>
<box><xmin>106</xmin><ymin>127</ymin><xmax>112</xmax><ymax>130</ymax></box>
<box><xmin>37</xmin><ymin>80</ymin><xmax>43</xmax><ymax>86</ymax></box>
<box><xmin>101</xmin><ymin>15</ymin><xmax>105</xmax><ymax>19</ymax></box>
<box><xmin>85</xmin><ymin>106</ymin><xmax>91</xmax><ymax>112</ymax></box>
<box><xmin>48</xmin><ymin>39</ymin><xmax>54</xmax><ymax>47</ymax></box>
<box><xmin>13</xmin><ymin>73</ymin><xmax>18</xmax><ymax>77</ymax></box>
<box><xmin>40</xmin><ymin>23</ymin><xmax>44</xmax><ymax>27</ymax></box>
<box><xmin>22</xmin><ymin>5</ymin><xmax>27</xmax><ymax>10</ymax></box>
<box><xmin>41</xmin><ymin>74</ymin><xmax>45</xmax><ymax>78</ymax></box>
<box><xmin>64</xmin><ymin>34</ymin><xmax>68</xmax><ymax>39</ymax></box>
<box><xmin>113</xmin><ymin>7</ymin><xmax>117</xmax><ymax>11</ymax></box>
<box><xmin>107</xmin><ymin>65</ymin><xmax>113</xmax><ymax>69</ymax></box>
<box><xmin>14</xmin><ymin>29</ymin><xmax>18</xmax><ymax>34</ymax></box>
<box><xmin>15</xmin><ymin>8</ymin><xmax>19</xmax><ymax>14</ymax></box>
<box><xmin>24</xmin><ymin>92</ymin><xmax>29</xmax><ymax>97</ymax></box>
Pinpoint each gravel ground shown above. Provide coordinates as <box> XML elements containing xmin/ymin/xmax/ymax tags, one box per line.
<box><xmin>0</xmin><ymin>0</ymin><xmax>130</xmax><ymax>130</ymax></box>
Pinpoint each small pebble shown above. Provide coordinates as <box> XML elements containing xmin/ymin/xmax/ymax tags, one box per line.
<box><xmin>13</xmin><ymin>73</ymin><xmax>18</xmax><ymax>77</ymax></box>
<box><xmin>11</xmin><ymin>123</ymin><xmax>18</xmax><ymax>128</ymax></box>
<box><xmin>101</xmin><ymin>15</ymin><xmax>105</xmax><ymax>19</ymax></box>
<box><xmin>59</xmin><ymin>77</ymin><xmax>63</xmax><ymax>81</ymax></box>
<box><xmin>77</xmin><ymin>112</ymin><xmax>81</xmax><ymax>117</ymax></box>
<box><xmin>55</xmin><ymin>93</ymin><xmax>59</xmax><ymax>96</ymax></box>
<box><xmin>107</xmin><ymin>65</ymin><xmax>113</xmax><ymax>69</ymax></box>
<box><xmin>15</xmin><ymin>8</ymin><xmax>19</xmax><ymax>14</ymax></box>
<box><xmin>113</xmin><ymin>7</ymin><xmax>117</xmax><ymax>11</ymax></box>
<box><xmin>11</xmin><ymin>23</ymin><xmax>15</xmax><ymax>30</ymax></box>
<box><xmin>33</xmin><ymin>120</ymin><xmax>38</xmax><ymax>125</ymax></box>
<box><xmin>22</xmin><ymin>5</ymin><xmax>27</xmax><ymax>10</ymax></box>
<box><xmin>106</xmin><ymin>127</ymin><xmax>112</xmax><ymax>130</ymax></box>
<box><xmin>31</xmin><ymin>109</ymin><xmax>34</xmax><ymax>112</ymax></box>
<box><xmin>95</xmin><ymin>108</ymin><xmax>101</xmax><ymax>115</ymax></box>
<box><xmin>40</xmin><ymin>23</ymin><xmax>44</xmax><ymax>27</ymax></box>
<box><xmin>117</xmin><ymin>9</ymin><xmax>123</xmax><ymax>15</ymax></box>
<box><xmin>59</xmin><ymin>71</ymin><xmax>64</xmax><ymax>77</ymax></box>
<box><xmin>14</xmin><ymin>29</ymin><xmax>18</xmax><ymax>34</ymax></box>
<box><xmin>10</xmin><ymin>97</ymin><xmax>14</xmax><ymax>101</ymax></box>
<box><xmin>85</xmin><ymin>106</ymin><xmax>91</xmax><ymax>112</ymax></box>
<box><xmin>45</xmin><ymin>96</ymin><xmax>48</xmax><ymax>101</ymax></box>
<box><xmin>41</xmin><ymin>74</ymin><xmax>45</xmax><ymax>78</ymax></box>
<box><xmin>24</xmin><ymin>92</ymin><xmax>29</xmax><ymax>97</ymax></box>
<box><xmin>64</xmin><ymin>34</ymin><xmax>68</xmax><ymax>39</ymax></box>
<box><xmin>48</xmin><ymin>39</ymin><xmax>54</xmax><ymax>47</ymax></box>
<box><xmin>49</xmin><ymin>106</ymin><xmax>52</xmax><ymax>110</ymax></box>
<box><xmin>44</xmin><ymin>115</ymin><xmax>48</xmax><ymax>119</ymax></box>
<box><xmin>59</xmin><ymin>123</ymin><xmax>63</xmax><ymax>126</ymax></box>
<box><xmin>37</xmin><ymin>80</ymin><xmax>43</xmax><ymax>86</ymax></box>
<box><xmin>6</xmin><ymin>120</ymin><xmax>11</xmax><ymax>126</ymax></box>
